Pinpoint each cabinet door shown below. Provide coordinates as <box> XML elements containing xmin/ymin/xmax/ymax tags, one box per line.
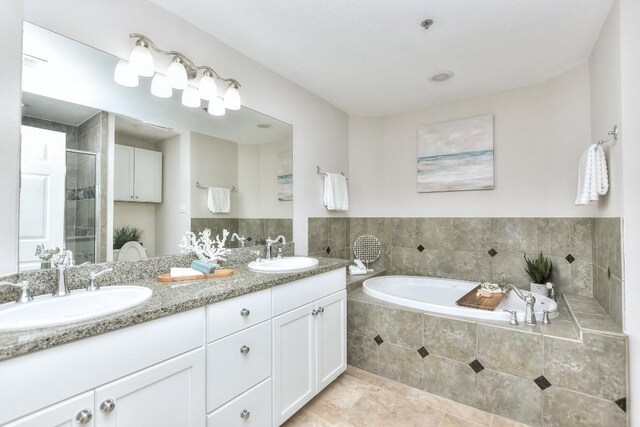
<box><xmin>133</xmin><ymin>147</ymin><xmax>162</xmax><ymax>202</ymax></box>
<box><xmin>4</xmin><ymin>391</ymin><xmax>94</xmax><ymax>427</ymax></box>
<box><xmin>316</xmin><ymin>290</ymin><xmax>347</xmax><ymax>392</ymax></box>
<box><xmin>94</xmin><ymin>348</ymin><xmax>205</xmax><ymax>427</ymax></box>
<box><xmin>114</xmin><ymin>144</ymin><xmax>134</xmax><ymax>201</ymax></box>
<box><xmin>272</xmin><ymin>302</ymin><xmax>316</xmax><ymax>426</ymax></box>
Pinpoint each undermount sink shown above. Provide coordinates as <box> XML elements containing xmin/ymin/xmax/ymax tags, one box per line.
<box><xmin>248</xmin><ymin>256</ymin><xmax>319</xmax><ymax>273</ymax></box>
<box><xmin>0</xmin><ymin>286</ymin><xmax>152</xmax><ymax>331</ymax></box>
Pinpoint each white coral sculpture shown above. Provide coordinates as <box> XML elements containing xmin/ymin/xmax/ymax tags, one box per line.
<box><xmin>180</xmin><ymin>228</ymin><xmax>230</xmax><ymax>264</ymax></box>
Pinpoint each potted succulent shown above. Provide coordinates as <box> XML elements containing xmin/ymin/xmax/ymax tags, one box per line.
<box><xmin>524</xmin><ymin>252</ymin><xmax>553</xmax><ymax>296</ymax></box>
<box><xmin>113</xmin><ymin>226</ymin><xmax>144</xmax><ymax>259</ymax></box>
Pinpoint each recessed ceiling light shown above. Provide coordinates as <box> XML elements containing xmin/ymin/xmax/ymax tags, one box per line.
<box><xmin>257</xmin><ymin>123</ymin><xmax>271</xmax><ymax>129</ymax></box>
<box><xmin>431</xmin><ymin>71</ymin><xmax>453</xmax><ymax>82</ymax></box>
<box><xmin>420</xmin><ymin>19</ymin><xmax>434</xmax><ymax>30</ymax></box>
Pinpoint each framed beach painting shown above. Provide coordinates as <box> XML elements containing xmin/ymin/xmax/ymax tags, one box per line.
<box><xmin>417</xmin><ymin>114</ymin><xmax>494</xmax><ymax>193</ymax></box>
<box><xmin>277</xmin><ymin>150</ymin><xmax>293</xmax><ymax>201</ymax></box>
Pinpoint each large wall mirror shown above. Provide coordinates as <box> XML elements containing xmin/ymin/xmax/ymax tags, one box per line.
<box><xmin>19</xmin><ymin>22</ymin><xmax>293</xmax><ymax>271</ymax></box>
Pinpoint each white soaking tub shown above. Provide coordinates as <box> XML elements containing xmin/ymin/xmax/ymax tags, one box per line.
<box><xmin>362</xmin><ymin>275</ymin><xmax>558</xmax><ymax>322</ymax></box>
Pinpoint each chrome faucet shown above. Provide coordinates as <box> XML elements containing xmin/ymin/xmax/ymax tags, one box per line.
<box><xmin>502</xmin><ymin>284</ymin><xmax>537</xmax><ymax>324</ymax></box>
<box><xmin>231</xmin><ymin>233</ymin><xmax>247</xmax><ymax>248</ymax></box>
<box><xmin>53</xmin><ymin>250</ymin><xmax>73</xmax><ymax>297</ymax></box>
<box><xmin>35</xmin><ymin>244</ymin><xmax>60</xmax><ymax>270</ymax></box>
<box><xmin>0</xmin><ymin>280</ymin><xmax>33</xmax><ymax>304</ymax></box>
<box><xmin>265</xmin><ymin>235</ymin><xmax>286</xmax><ymax>260</ymax></box>
<box><xmin>87</xmin><ymin>268</ymin><xmax>113</xmax><ymax>291</ymax></box>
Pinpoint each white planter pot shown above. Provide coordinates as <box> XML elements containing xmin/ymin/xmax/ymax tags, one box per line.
<box><xmin>530</xmin><ymin>282</ymin><xmax>549</xmax><ymax>297</ymax></box>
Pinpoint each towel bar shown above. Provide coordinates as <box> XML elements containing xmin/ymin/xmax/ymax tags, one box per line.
<box><xmin>316</xmin><ymin>166</ymin><xmax>348</xmax><ymax>180</ymax></box>
<box><xmin>596</xmin><ymin>125</ymin><xmax>618</xmax><ymax>146</ymax></box>
<box><xmin>195</xmin><ymin>181</ymin><xmax>236</xmax><ymax>192</ymax></box>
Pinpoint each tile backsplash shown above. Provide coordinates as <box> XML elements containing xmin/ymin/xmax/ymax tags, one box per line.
<box><xmin>309</xmin><ymin>217</ymin><xmax>624</xmax><ymax>323</ymax></box>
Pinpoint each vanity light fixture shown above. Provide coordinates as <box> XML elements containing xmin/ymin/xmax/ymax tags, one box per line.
<box><xmin>117</xmin><ymin>34</ymin><xmax>242</xmax><ymax>116</ymax></box>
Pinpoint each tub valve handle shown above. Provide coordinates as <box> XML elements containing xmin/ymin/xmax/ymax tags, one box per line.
<box><xmin>503</xmin><ymin>309</ymin><xmax>519</xmax><ymax>325</ymax></box>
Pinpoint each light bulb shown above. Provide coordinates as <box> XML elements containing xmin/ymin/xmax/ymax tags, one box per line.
<box><xmin>114</xmin><ymin>59</ymin><xmax>139</xmax><ymax>87</ymax></box>
<box><xmin>224</xmin><ymin>83</ymin><xmax>241</xmax><ymax>110</ymax></box>
<box><xmin>207</xmin><ymin>97</ymin><xmax>225</xmax><ymax>116</ymax></box>
<box><xmin>150</xmin><ymin>73</ymin><xmax>172</xmax><ymax>98</ymax></box>
<box><xmin>198</xmin><ymin>71</ymin><xmax>218</xmax><ymax>101</ymax></box>
<box><xmin>167</xmin><ymin>57</ymin><xmax>188</xmax><ymax>90</ymax></box>
<box><xmin>128</xmin><ymin>41</ymin><xmax>154</xmax><ymax>77</ymax></box>
<box><xmin>182</xmin><ymin>85</ymin><xmax>201</xmax><ymax>108</ymax></box>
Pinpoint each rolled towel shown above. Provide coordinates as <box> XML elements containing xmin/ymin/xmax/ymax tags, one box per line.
<box><xmin>191</xmin><ymin>260</ymin><xmax>217</xmax><ymax>274</ymax></box>
<box><xmin>170</xmin><ymin>267</ymin><xmax>204</xmax><ymax>278</ymax></box>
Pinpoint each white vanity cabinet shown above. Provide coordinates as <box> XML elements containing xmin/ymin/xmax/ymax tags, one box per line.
<box><xmin>114</xmin><ymin>144</ymin><xmax>163</xmax><ymax>203</ymax></box>
<box><xmin>272</xmin><ymin>269</ymin><xmax>347</xmax><ymax>426</ymax></box>
<box><xmin>0</xmin><ymin>309</ymin><xmax>205</xmax><ymax>427</ymax></box>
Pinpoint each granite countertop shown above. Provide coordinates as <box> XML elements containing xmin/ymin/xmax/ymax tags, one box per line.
<box><xmin>0</xmin><ymin>258</ymin><xmax>349</xmax><ymax>362</ymax></box>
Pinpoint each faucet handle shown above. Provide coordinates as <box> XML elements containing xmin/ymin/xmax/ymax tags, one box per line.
<box><xmin>88</xmin><ymin>268</ymin><xmax>113</xmax><ymax>291</ymax></box>
<box><xmin>503</xmin><ymin>309</ymin><xmax>519</xmax><ymax>325</ymax></box>
<box><xmin>252</xmin><ymin>251</ymin><xmax>262</xmax><ymax>263</ymax></box>
<box><xmin>542</xmin><ymin>310</ymin><xmax>551</xmax><ymax>324</ymax></box>
<box><xmin>0</xmin><ymin>280</ymin><xmax>33</xmax><ymax>303</ymax></box>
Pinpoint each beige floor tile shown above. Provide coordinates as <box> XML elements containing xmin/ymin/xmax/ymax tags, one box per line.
<box><xmin>283</xmin><ymin>409</ymin><xmax>333</xmax><ymax>426</ymax></box>
<box><xmin>441</xmin><ymin>413</ymin><xmax>485</xmax><ymax>427</ymax></box>
<box><xmin>491</xmin><ymin>414</ymin><xmax>531</xmax><ymax>427</ymax></box>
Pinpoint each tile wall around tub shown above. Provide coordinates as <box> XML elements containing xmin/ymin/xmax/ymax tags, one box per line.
<box><xmin>309</xmin><ymin>217</ymin><xmax>605</xmax><ymax>296</ymax></box>
<box><xmin>347</xmin><ymin>292</ymin><xmax>628</xmax><ymax>426</ymax></box>
<box><xmin>191</xmin><ymin>218</ymin><xmax>293</xmax><ymax>248</ymax></box>
<box><xmin>593</xmin><ymin>218</ymin><xmax>624</xmax><ymax>327</ymax></box>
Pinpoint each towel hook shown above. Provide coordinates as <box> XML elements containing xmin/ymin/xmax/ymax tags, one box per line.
<box><xmin>596</xmin><ymin>125</ymin><xmax>618</xmax><ymax>146</ymax></box>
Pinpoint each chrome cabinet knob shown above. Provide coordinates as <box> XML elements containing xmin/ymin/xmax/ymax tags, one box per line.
<box><xmin>240</xmin><ymin>345</ymin><xmax>250</xmax><ymax>354</ymax></box>
<box><xmin>311</xmin><ymin>309</ymin><xmax>318</xmax><ymax>316</ymax></box>
<box><xmin>75</xmin><ymin>409</ymin><xmax>93</xmax><ymax>424</ymax></box>
<box><xmin>100</xmin><ymin>398</ymin><xmax>116</xmax><ymax>413</ymax></box>
<box><xmin>240</xmin><ymin>409</ymin><xmax>251</xmax><ymax>419</ymax></box>
<box><xmin>318</xmin><ymin>306</ymin><xmax>325</xmax><ymax>313</ymax></box>
<box><xmin>240</xmin><ymin>308</ymin><xmax>250</xmax><ymax>317</ymax></box>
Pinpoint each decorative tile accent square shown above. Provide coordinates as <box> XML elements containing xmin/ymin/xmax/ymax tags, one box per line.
<box><xmin>469</xmin><ymin>359</ymin><xmax>484</xmax><ymax>373</ymax></box>
<box><xmin>417</xmin><ymin>346</ymin><xmax>429</xmax><ymax>358</ymax></box>
<box><xmin>488</xmin><ymin>248</ymin><xmax>497</xmax><ymax>257</ymax></box>
<box><xmin>374</xmin><ymin>335</ymin><xmax>384</xmax><ymax>345</ymax></box>
<box><xmin>615</xmin><ymin>397</ymin><xmax>626</xmax><ymax>413</ymax></box>
<box><xmin>417</xmin><ymin>244</ymin><xmax>425</xmax><ymax>252</ymax></box>
<box><xmin>326</xmin><ymin>247</ymin><xmax>331</xmax><ymax>254</ymax></box>
<box><xmin>534</xmin><ymin>375</ymin><xmax>552</xmax><ymax>391</ymax></box>
<box><xmin>565</xmin><ymin>254</ymin><xmax>575</xmax><ymax>264</ymax></box>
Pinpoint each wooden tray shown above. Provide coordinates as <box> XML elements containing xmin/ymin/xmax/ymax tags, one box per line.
<box><xmin>456</xmin><ymin>285</ymin><xmax>506</xmax><ymax>311</ymax></box>
<box><xmin>157</xmin><ymin>269</ymin><xmax>234</xmax><ymax>283</ymax></box>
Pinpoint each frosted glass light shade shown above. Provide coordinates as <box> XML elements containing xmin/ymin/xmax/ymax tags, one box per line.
<box><xmin>224</xmin><ymin>84</ymin><xmax>241</xmax><ymax>110</ymax></box>
<box><xmin>167</xmin><ymin>60</ymin><xmax>188</xmax><ymax>90</ymax></box>
<box><xmin>114</xmin><ymin>59</ymin><xmax>139</xmax><ymax>87</ymax></box>
<box><xmin>150</xmin><ymin>73</ymin><xmax>172</xmax><ymax>98</ymax></box>
<box><xmin>207</xmin><ymin>97</ymin><xmax>225</xmax><ymax>116</ymax></box>
<box><xmin>129</xmin><ymin>44</ymin><xmax>154</xmax><ymax>77</ymax></box>
<box><xmin>198</xmin><ymin>73</ymin><xmax>218</xmax><ymax>101</ymax></box>
<box><xmin>182</xmin><ymin>85</ymin><xmax>201</xmax><ymax>108</ymax></box>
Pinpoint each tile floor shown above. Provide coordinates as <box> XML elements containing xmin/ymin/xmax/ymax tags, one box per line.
<box><xmin>284</xmin><ymin>366</ymin><xmax>527</xmax><ymax>427</ymax></box>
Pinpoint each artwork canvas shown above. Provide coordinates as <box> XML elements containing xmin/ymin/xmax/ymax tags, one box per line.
<box><xmin>417</xmin><ymin>114</ymin><xmax>494</xmax><ymax>193</ymax></box>
<box><xmin>277</xmin><ymin>150</ymin><xmax>293</xmax><ymax>201</ymax></box>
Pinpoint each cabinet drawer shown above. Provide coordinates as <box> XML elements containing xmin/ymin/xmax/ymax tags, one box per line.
<box><xmin>207</xmin><ymin>321</ymin><xmax>271</xmax><ymax>411</ymax></box>
<box><xmin>207</xmin><ymin>288</ymin><xmax>271</xmax><ymax>342</ymax></box>
<box><xmin>272</xmin><ymin>268</ymin><xmax>346</xmax><ymax>316</ymax></box>
<box><xmin>207</xmin><ymin>378</ymin><xmax>271</xmax><ymax>427</ymax></box>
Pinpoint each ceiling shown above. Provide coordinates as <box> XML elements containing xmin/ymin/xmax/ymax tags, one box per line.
<box><xmin>22</xmin><ymin>92</ymin><xmax>99</xmax><ymax>126</ymax></box>
<box><xmin>150</xmin><ymin>0</ymin><xmax>614</xmax><ymax>116</ymax></box>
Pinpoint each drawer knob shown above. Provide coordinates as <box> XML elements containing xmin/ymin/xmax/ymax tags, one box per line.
<box><xmin>240</xmin><ymin>308</ymin><xmax>250</xmax><ymax>317</ymax></box>
<box><xmin>318</xmin><ymin>306</ymin><xmax>325</xmax><ymax>313</ymax></box>
<box><xmin>240</xmin><ymin>409</ymin><xmax>251</xmax><ymax>419</ymax></box>
<box><xmin>311</xmin><ymin>309</ymin><xmax>318</xmax><ymax>316</ymax></box>
<box><xmin>240</xmin><ymin>345</ymin><xmax>250</xmax><ymax>354</ymax></box>
<box><xmin>100</xmin><ymin>398</ymin><xmax>116</xmax><ymax>413</ymax></box>
<box><xmin>75</xmin><ymin>409</ymin><xmax>93</xmax><ymax>424</ymax></box>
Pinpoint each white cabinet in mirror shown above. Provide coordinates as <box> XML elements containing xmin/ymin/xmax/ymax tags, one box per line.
<box><xmin>17</xmin><ymin>22</ymin><xmax>293</xmax><ymax>272</ymax></box>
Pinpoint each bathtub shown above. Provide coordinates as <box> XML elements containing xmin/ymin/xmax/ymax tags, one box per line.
<box><xmin>362</xmin><ymin>275</ymin><xmax>558</xmax><ymax>322</ymax></box>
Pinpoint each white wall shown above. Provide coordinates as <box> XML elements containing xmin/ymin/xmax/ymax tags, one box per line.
<box><xmin>113</xmin><ymin>202</ymin><xmax>156</xmax><ymax>257</ymax></box>
<box><xmin>619</xmin><ymin>0</ymin><xmax>640</xmax><ymax>422</ymax></box>
<box><xmin>349</xmin><ymin>64</ymin><xmax>595</xmax><ymax>217</ymax></box>
<box><xmin>155</xmin><ymin>133</ymin><xmax>190</xmax><ymax>256</ymax></box>
<box><xmin>0</xmin><ymin>0</ymin><xmax>349</xmax><ymax>273</ymax></box>
<box><xmin>0</xmin><ymin>1</ymin><xmax>23</xmax><ymax>275</ymax></box>
<box><xmin>190</xmin><ymin>132</ymin><xmax>239</xmax><ymax>218</ymax></box>
<box><xmin>589</xmin><ymin>1</ymin><xmax>623</xmax><ymax>217</ymax></box>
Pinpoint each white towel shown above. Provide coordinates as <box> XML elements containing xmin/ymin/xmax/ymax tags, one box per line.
<box><xmin>575</xmin><ymin>144</ymin><xmax>609</xmax><ymax>205</ymax></box>
<box><xmin>170</xmin><ymin>267</ymin><xmax>204</xmax><ymax>278</ymax></box>
<box><xmin>207</xmin><ymin>187</ymin><xmax>231</xmax><ymax>213</ymax></box>
<box><xmin>323</xmin><ymin>173</ymin><xmax>349</xmax><ymax>211</ymax></box>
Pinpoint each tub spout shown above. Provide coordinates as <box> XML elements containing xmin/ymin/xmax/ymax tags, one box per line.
<box><xmin>502</xmin><ymin>284</ymin><xmax>537</xmax><ymax>325</ymax></box>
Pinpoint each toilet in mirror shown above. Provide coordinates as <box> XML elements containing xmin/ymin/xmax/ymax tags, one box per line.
<box><xmin>18</xmin><ymin>22</ymin><xmax>293</xmax><ymax>271</ymax></box>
